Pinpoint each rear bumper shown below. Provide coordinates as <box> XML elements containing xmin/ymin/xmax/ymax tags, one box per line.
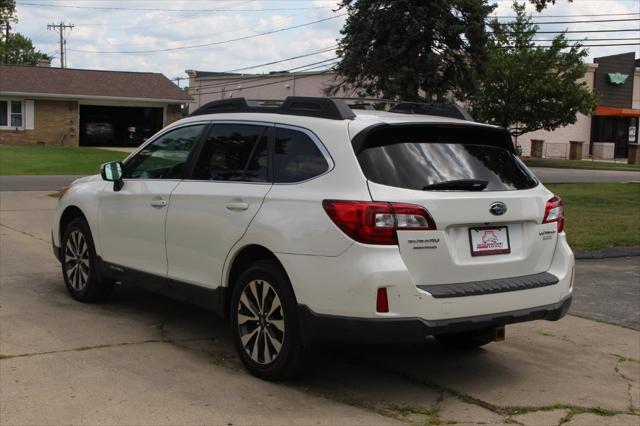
<box><xmin>277</xmin><ymin>233</ymin><xmax>574</xmax><ymax>322</ymax></box>
<box><xmin>298</xmin><ymin>295</ymin><xmax>572</xmax><ymax>344</ymax></box>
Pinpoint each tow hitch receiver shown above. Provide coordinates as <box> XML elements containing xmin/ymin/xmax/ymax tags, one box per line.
<box><xmin>494</xmin><ymin>325</ymin><xmax>506</xmax><ymax>342</ymax></box>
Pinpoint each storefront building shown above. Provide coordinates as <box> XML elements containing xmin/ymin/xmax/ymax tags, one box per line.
<box><xmin>519</xmin><ymin>52</ymin><xmax>639</xmax><ymax>160</ymax></box>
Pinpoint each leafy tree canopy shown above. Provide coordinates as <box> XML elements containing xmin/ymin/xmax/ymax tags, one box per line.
<box><xmin>0</xmin><ymin>0</ymin><xmax>17</xmax><ymax>26</ymax></box>
<box><xmin>331</xmin><ymin>0</ymin><xmax>571</xmax><ymax>101</ymax></box>
<box><xmin>1</xmin><ymin>32</ymin><xmax>51</xmax><ymax>65</ymax></box>
<box><xmin>1</xmin><ymin>0</ymin><xmax>51</xmax><ymax>65</ymax></box>
<box><xmin>465</xmin><ymin>2</ymin><xmax>597</xmax><ymax>136</ymax></box>
<box><xmin>331</xmin><ymin>0</ymin><xmax>496</xmax><ymax>101</ymax></box>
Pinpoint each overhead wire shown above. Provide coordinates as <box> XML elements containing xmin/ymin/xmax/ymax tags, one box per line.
<box><xmin>67</xmin><ymin>14</ymin><xmax>346</xmax><ymax>53</ymax></box>
<box><xmin>16</xmin><ymin>1</ymin><xmax>335</xmax><ymax>12</ymax></box>
<box><xmin>193</xmin><ymin>57</ymin><xmax>339</xmax><ymax>92</ymax></box>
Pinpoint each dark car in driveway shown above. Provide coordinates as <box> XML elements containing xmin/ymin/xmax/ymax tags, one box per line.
<box><xmin>83</xmin><ymin>116</ymin><xmax>115</xmax><ymax>145</ymax></box>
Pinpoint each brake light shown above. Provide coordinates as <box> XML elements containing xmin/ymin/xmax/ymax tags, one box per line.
<box><xmin>322</xmin><ymin>200</ymin><xmax>436</xmax><ymax>245</ymax></box>
<box><xmin>543</xmin><ymin>195</ymin><xmax>564</xmax><ymax>233</ymax></box>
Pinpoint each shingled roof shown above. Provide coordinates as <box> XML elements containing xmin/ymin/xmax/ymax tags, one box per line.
<box><xmin>0</xmin><ymin>65</ymin><xmax>192</xmax><ymax>102</ymax></box>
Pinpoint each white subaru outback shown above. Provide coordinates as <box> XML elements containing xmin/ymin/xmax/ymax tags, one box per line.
<box><xmin>52</xmin><ymin>97</ymin><xmax>574</xmax><ymax>380</ymax></box>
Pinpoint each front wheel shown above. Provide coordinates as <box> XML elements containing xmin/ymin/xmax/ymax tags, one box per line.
<box><xmin>61</xmin><ymin>218</ymin><xmax>114</xmax><ymax>302</ymax></box>
<box><xmin>230</xmin><ymin>260</ymin><xmax>307</xmax><ymax>381</ymax></box>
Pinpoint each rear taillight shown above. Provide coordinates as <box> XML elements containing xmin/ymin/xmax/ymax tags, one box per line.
<box><xmin>543</xmin><ymin>195</ymin><xmax>564</xmax><ymax>233</ymax></box>
<box><xmin>322</xmin><ymin>200</ymin><xmax>436</xmax><ymax>245</ymax></box>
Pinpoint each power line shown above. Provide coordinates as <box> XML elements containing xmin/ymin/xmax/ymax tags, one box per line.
<box><xmin>194</xmin><ymin>57</ymin><xmax>340</xmax><ymax>92</ymax></box>
<box><xmin>533</xmin><ymin>42</ymin><xmax>640</xmax><ymax>47</ymax></box>
<box><xmin>505</xmin><ymin>29</ymin><xmax>640</xmax><ymax>34</ymax></box>
<box><xmin>531</xmin><ymin>37</ymin><xmax>640</xmax><ymax>41</ymax></box>
<box><xmin>67</xmin><ymin>14</ymin><xmax>346</xmax><ymax>54</ymax></box>
<box><xmin>17</xmin><ymin>2</ymin><xmax>335</xmax><ymax>12</ymax></box>
<box><xmin>510</xmin><ymin>18</ymin><xmax>640</xmax><ymax>25</ymax></box>
<box><xmin>492</xmin><ymin>12</ymin><xmax>640</xmax><ymax>18</ymax></box>
<box><xmin>225</xmin><ymin>46</ymin><xmax>338</xmax><ymax>73</ymax></box>
<box><xmin>194</xmin><ymin>65</ymin><xmax>339</xmax><ymax>98</ymax></box>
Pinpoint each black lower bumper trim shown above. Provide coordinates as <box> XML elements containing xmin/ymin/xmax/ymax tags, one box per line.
<box><xmin>298</xmin><ymin>296</ymin><xmax>572</xmax><ymax>344</ymax></box>
<box><xmin>52</xmin><ymin>233</ymin><xmax>61</xmax><ymax>262</ymax></box>
<box><xmin>417</xmin><ymin>272</ymin><xmax>559</xmax><ymax>298</ymax></box>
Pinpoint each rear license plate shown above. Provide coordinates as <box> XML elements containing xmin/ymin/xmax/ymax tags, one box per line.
<box><xmin>469</xmin><ymin>226</ymin><xmax>511</xmax><ymax>256</ymax></box>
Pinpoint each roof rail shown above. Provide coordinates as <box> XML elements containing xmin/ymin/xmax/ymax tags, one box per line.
<box><xmin>390</xmin><ymin>102</ymin><xmax>473</xmax><ymax>121</ymax></box>
<box><xmin>189</xmin><ymin>96</ymin><xmax>356</xmax><ymax>120</ymax></box>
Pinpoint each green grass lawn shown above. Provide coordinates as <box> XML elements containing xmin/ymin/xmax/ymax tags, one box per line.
<box><xmin>0</xmin><ymin>146</ymin><xmax>129</xmax><ymax>175</ymax></box>
<box><xmin>546</xmin><ymin>183</ymin><xmax>640</xmax><ymax>252</ymax></box>
<box><xmin>524</xmin><ymin>158</ymin><xmax>640</xmax><ymax>171</ymax></box>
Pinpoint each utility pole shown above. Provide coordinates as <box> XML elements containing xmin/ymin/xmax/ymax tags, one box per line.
<box><xmin>47</xmin><ymin>22</ymin><xmax>73</xmax><ymax>68</ymax></box>
<box><xmin>172</xmin><ymin>77</ymin><xmax>184</xmax><ymax>88</ymax></box>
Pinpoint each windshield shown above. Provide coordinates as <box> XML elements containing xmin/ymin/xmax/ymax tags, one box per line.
<box><xmin>357</xmin><ymin>142</ymin><xmax>538</xmax><ymax>191</ymax></box>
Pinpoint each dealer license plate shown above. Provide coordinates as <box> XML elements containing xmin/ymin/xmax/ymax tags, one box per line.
<box><xmin>469</xmin><ymin>226</ymin><xmax>511</xmax><ymax>256</ymax></box>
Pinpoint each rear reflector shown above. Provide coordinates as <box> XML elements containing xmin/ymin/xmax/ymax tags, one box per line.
<box><xmin>543</xmin><ymin>195</ymin><xmax>564</xmax><ymax>233</ymax></box>
<box><xmin>322</xmin><ymin>200</ymin><xmax>436</xmax><ymax>245</ymax></box>
<box><xmin>376</xmin><ymin>288</ymin><xmax>389</xmax><ymax>313</ymax></box>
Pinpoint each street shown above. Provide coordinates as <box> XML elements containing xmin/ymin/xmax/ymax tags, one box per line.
<box><xmin>1</xmin><ymin>190</ymin><xmax>639</xmax><ymax>425</ymax></box>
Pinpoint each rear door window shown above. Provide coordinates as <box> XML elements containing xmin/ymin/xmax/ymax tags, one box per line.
<box><xmin>356</xmin><ymin>126</ymin><xmax>537</xmax><ymax>191</ymax></box>
<box><xmin>192</xmin><ymin>123</ymin><xmax>269</xmax><ymax>182</ymax></box>
<box><xmin>273</xmin><ymin>128</ymin><xmax>329</xmax><ymax>183</ymax></box>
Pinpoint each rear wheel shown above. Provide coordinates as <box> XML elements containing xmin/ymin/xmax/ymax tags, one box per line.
<box><xmin>61</xmin><ymin>218</ymin><xmax>114</xmax><ymax>302</ymax></box>
<box><xmin>230</xmin><ymin>260</ymin><xmax>307</xmax><ymax>381</ymax></box>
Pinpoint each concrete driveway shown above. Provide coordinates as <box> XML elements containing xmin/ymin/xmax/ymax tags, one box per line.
<box><xmin>1</xmin><ymin>191</ymin><xmax>639</xmax><ymax>425</ymax></box>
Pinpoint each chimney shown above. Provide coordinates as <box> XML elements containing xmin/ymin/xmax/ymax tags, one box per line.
<box><xmin>36</xmin><ymin>58</ymin><xmax>51</xmax><ymax>67</ymax></box>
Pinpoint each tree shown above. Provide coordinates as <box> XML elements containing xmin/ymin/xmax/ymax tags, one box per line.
<box><xmin>330</xmin><ymin>0</ymin><xmax>570</xmax><ymax>101</ymax></box>
<box><xmin>0</xmin><ymin>33</ymin><xmax>50</xmax><ymax>65</ymax></box>
<box><xmin>464</xmin><ymin>2</ymin><xmax>597</xmax><ymax>140</ymax></box>
<box><xmin>330</xmin><ymin>0</ymin><xmax>496</xmax><ymax>101</ymax></box>
<box><xmin>0</xmin><ymin>0</ymin><xmax>16</xmax><ymax>30</ymax></box>
<box><xmin>1</xmin><ymin>0</ymin><xmax>50</xmax><ymax>65</ymax></box>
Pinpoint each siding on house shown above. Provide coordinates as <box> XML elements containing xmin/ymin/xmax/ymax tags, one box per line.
<box><xmin>0</xmin><ymin>99</ymin><xmax>79</xmax><ymax>146</ymax></box>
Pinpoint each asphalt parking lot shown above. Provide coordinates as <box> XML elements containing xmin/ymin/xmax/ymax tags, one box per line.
<box><xmin>1</xmin><ymin>191</ymin><xmax>639</xmax><ymax>425</ymax></box>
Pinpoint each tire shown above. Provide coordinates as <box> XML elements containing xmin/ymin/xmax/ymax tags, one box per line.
<box><xmin>61</xmin><ymin>218</ymin><xmax>114</xmax><ymax>302</ymax></box>
<box><xmin>435</xmin><ymin>327</ymin><xmax>497</xmax><ymax>350</ymax></box>
<box><xmin>230</xmin><ymin>259</ymin><xmax>307</xmax><ymax>381</ymax></box>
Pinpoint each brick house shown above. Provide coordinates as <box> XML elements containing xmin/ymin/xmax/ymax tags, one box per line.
<box><xmin>0</xmin><ymin>64</ymin><xmax>192</xmax><ymax>147</ymax></box>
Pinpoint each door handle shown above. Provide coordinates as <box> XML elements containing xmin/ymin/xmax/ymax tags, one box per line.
<box><xmin>225</xmin><ymin>202</ymin><xmax>249</xmax><ymax>211</ymax></box>
<box><xmin>150</xmin><ymin>199</ymin><xmax>167</xmax><ymax>208</ymax></box>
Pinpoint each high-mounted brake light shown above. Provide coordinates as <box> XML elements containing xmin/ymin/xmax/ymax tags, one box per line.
<box><xmin>543</xmin><ymin>195</ymin><xmax>564</xmax><ymax>233</ymax></box>
<box><xmin>322</xmin><ymin>200</ymin><xmax>436</xmax><ymax>245</ymax></box>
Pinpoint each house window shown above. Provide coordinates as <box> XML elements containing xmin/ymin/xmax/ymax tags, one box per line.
<box><xmin>0</xmin><ymin>100</ymin><xmax>23</xmax><ymax>128</ymax></box>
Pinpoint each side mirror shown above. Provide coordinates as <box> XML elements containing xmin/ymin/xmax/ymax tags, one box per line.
<box><xmin>100</xmin><ymin>161</ymin><xmax>124</xmax><ymax>191</ymax></box>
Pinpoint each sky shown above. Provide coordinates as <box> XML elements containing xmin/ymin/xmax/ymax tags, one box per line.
<box><xmin>12</xmin><ymin>0</ymin><xmax>640</xmax><ymax>87</ymax></box>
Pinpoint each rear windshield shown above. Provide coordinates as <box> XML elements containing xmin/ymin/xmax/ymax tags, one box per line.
<box><xmin>357</xmin><ymin>142</ymin><xmax>538</xmax><ymax>191</ymax></box>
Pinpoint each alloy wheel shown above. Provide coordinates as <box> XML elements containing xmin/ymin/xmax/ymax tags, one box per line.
<box><xmin>64</xmin><ymin>230</ymin><xmax>90</xmax><ymax>291</ymax></box>
<box><xmin>237</xmin><ymin>279</ymin><xmax>285</xmax><ymax>365</ymax></box>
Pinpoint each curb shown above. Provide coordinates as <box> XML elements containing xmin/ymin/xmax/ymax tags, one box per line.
<box><xmin>575</xmin><ymin>247</ymin><xmax>640</xmax><ymax>259</ymax></box>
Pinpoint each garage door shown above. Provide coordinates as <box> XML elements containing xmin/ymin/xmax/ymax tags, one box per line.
<box><xmin>79</xmin><ymin>105</ymin><xmax>163</xmax><ymax>147</ymax></box>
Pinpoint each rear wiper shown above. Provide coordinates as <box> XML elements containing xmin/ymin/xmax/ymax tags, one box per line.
<box><xmin>422</xmin><ymin>179</ymin><xmax>488</xmax><ymax>191</ymax></box>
